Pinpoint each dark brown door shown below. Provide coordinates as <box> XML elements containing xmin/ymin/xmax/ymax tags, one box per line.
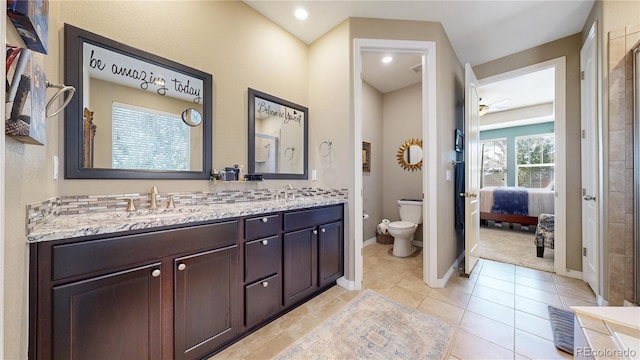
<box><xmin>52</xmin><ymin>262</ymin><xmax>162</xmax><ymax>360</ymax></box>
<box><xmin>318</xmin><ymin>221</ymin><xmax>344</xmax><ymax>288</ymax></box>
<box><xmin>283</xmin><ymin>228</ymin><xmax>317</xmax><ymax>307</ymax></box>
<box><xmin>174</xmin><ymin>245</ymin><xmax>239</xmax><ymax>360</ymax></box>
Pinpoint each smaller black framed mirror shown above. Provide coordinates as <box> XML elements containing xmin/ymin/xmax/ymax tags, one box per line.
<box><xmin>248</xmin><ymin>88</ymin><xmax>308</xmax><ymax>179</ymax></box>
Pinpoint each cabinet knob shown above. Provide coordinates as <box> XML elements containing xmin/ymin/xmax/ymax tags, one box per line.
<box><xmin>262</xmin><ymin>281</ymin><xmax>269</xmax><ymax>287</ymax></box>
<box><xmin>313</xmin><ymin>230</ymin><xmax>317</xmax><ymax>235</ymax></box>
<box><xmin>177</xmin><ymin>263</ymin><xmax>186</xmax><ymax>271</ymax></box>
<box><xmin>151</xmin><ymin>269</ymin><xmax>161</xmax><ymax>277</ymax></box>
<box><xmin>321</xmin><ymin>228</ymin><xmax>326</xmax><ymax>233</ymax></box>
<box><xmin>262</xmin><ymin>217</ymin><xmax>268</xmax><ymax>223</ymax></box>
<box><xmin>261</xmin><ymin>239</ymin><xmax>269</xmax><ymax>245</ymax></box>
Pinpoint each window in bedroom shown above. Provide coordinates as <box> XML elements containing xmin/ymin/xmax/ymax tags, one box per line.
<box><xmin>112</xmin><ymin>102</ymin><xmax>191</xmax><ymax>170</ymax></box>
<box><xmin>480</xmin><ymin>138</ymin><xmax>507</xmax><ymax>187</ymax></box>
<box><xmin>515</xmin><ymin>133</ymin><xmax>554</xmax><ymax>188</ymax></box>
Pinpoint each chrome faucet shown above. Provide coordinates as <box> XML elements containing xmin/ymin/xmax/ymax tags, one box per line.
<box><xmin>149</xmin><ymin>186</ymin><xmax>159</xmax><ymax>210</ymax></box>
<box><xmin>284</xmin><ymin>184</ymin><xmax>295</xmax><ymax>200</ymax></box>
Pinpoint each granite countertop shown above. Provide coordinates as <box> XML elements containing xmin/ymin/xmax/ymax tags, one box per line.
<box><xmin>27</xmin><ymin>197</ymin><xmax>347</xmax><ymax>243</ymax></box>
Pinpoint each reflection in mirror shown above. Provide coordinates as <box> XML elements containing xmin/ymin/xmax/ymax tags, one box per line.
<box><xmin>181</xmin><ymin>108</ymin><xmax>202</xmax><ymax>127</ymax></box>
<box><xmin>248</xmin><ymin>88</ymin><xmax>308</xmax><ymax>179</ymax></box>
<box><xmin>64</xmin><ymin>24</ymin><xmax>212</xmax><ymax>179</ymax></box>
<box><xmin>397</xmin><ymin>138</ymin><xmax>423</xmax><ymax>171</ymax></box>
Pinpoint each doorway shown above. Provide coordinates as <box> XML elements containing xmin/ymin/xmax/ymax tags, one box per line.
<box><xmin>353</xmin><ymin>39</ymin><xmax>438</xmax><ymax>289</ymax></box>
<box><xmin>479</xmin><ymin>57</ymin><xmax>567</xmax><ymax>275</ymax></box>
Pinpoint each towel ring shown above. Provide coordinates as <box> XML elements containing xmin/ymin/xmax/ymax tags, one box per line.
<box><xmin>319</xmin><ymin>140</ymin><xmax>333</xmax><ymax>157</ymax></box>
<box><xmin>284</xmin><ymin>146</ymin><xmax>295</xmax><ymax>161</ymax></box>
<box><xmin>45</xmin><ymin>81</ymin><xmax>76</xmax><ymax>118</ymax></box>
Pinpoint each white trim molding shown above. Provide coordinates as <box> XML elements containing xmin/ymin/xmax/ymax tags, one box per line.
<box><xmin>353</xmin><ymin>38</ymin><xmax>437</xmax><ymax>289</ymax></box>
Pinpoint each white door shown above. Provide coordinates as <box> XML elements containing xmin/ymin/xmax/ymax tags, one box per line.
<box><xmin>580</xmin><ymin>23</ymin><xmax>599</xmax><ymax>295</ymax></box>
<box><xmin>464</xmin><ymin>63</ymin><xmax>481</xmax><ymax>275</ymax></box>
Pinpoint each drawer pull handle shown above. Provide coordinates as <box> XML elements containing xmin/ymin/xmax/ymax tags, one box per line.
<box><xmin>177</xmin><ymin>263</ymin><xmax>186</xmax><ymax>271</ymax></box>
<box><xmin>321</xmin><ymin>228</ymin><xmax>326</xmax><ymax>233</ymax></box>
<box><xmin>262</xmin><ymin>281</ymin><xmax>269</xmax><ymax>287</ymax></box>
<box><xmin>151</xmin><ymin>269</ymin><xmax>161</xmax><ymax>277</ymax></box>
<box><xmin>313</xmin><ymin>230</ymin><xmax>317</xmax><ymax>235</ymax></box>
<box><xmin>261</xmin><ymin>239</ymin><xmax>269</xmax><ymax>245</ymax></box>
<box><xmin>262</xmin><ymin>217</ymin><xmax>268</xmax><ymax>223</ymax></box>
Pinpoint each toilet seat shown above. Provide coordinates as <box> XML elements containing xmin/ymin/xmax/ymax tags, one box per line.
<box><xmin>388</xmin><ymin>221</ymin><xmax>416</xmax><ymax>229</ymax></box>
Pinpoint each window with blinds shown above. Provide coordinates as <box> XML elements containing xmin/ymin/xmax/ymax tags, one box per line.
<box><xmin>112</xmin><ymin>102</ymin><xmax>190</xmax><ymax>171</ymax></box>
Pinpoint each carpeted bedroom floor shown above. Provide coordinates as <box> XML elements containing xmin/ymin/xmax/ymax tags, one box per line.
<box><xmin>479</xmin><ymin>226</ymin><xmax>554</xmax><ymax>273</ymax></box>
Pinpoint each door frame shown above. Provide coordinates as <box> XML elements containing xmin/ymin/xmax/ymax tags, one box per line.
<box><xmin>0</xmin><ymin>2</ymin><xmax>6</xmax><ymax>357</ymax></box>
<box><xmin>477</xmin><ymin>57</ymin><xmax>567</xmax><ymax>276</ymax></box>
<box><xmin>353</xmin><ymin>39</ymin><xmax>438</xmax><ymax>289</ymax></box>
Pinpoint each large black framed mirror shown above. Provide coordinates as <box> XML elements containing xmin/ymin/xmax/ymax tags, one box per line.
<box><xmin>64</xmin><ymin>24</ymin><xmax>212</xmax><ymax>179</ymax></box>
<box><xmin>248</xmin><ymin>88</ymin><xmax>308</xmax><ymax>179</ymax></box>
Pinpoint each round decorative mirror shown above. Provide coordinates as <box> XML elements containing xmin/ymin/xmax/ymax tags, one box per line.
<box><xmin>396</xmin><ymin>138</ymin><xmax>423</xmax><ymax>171</ymax></box>
<box><xmin>181</xmin><ymin>108</ymin><xmax>203</xmax><ymax>127</ymax></box>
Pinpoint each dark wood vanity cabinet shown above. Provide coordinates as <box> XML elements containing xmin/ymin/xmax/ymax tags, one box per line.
<box><xmin>52</xmin><ymin>262</ymin><xmax>163</xmax><ymax>360</ymax></box>
<box><xmin>174</xmin><ymin>245</ymin><xmax>239</xmax><ymax>360</ymax></box>
<box><xmin>30</xmin><ymin>221</ymin><xmax>239</xmax><ymax>360</ymax></box>
<box><xmin>243</xmin><ymin>215</ymin><xmax>282</xmax><ymax>329</ymax></box>
<box><xmin>283</xmin><ymin>205</ymin><xmax>344</xmax><ymax>307</ymax></box>
<box><xmin>30</xmin><ymin>204</ymin><xmax>344</xmax><ymax>360</ymax></box>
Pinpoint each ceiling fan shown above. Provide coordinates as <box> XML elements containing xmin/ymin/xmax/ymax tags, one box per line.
<box><xmin>479</xmin><ymin>98</ymin><xmax>510</xmax><ymax>116</ymax></box>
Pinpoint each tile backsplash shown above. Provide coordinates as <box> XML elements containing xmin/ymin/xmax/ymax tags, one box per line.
<box><xmin>26</xmin><ymin>187</ymin><xmax>347</xmax><ymax>235</ymax></box>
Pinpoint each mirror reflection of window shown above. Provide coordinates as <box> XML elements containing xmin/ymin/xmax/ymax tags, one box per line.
<box><xmin>110</xmin><ymin>103</ymin><xmax>192</xmax><ymax>171</ymax></box>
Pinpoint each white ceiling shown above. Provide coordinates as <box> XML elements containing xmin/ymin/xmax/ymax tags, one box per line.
<box><xmin>243</xmin><ymin>0</ymin><xmax>594</xmax><ymax>66</ymax></box>
<box><xmin>245</xmin><ymin>1</ymin><xmax>588</xmax><ymax>119</ymax></box>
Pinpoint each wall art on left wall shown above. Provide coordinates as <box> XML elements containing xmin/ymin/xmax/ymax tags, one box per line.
<box><xmin>5</xmin><ymin>46</ymin><xmax>46</xmax><ymax>145</ymax></box>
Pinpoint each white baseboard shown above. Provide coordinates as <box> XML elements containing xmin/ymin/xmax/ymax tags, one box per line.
<box><xmin>597</xmin><ymin>295</ymin><xmax>609</xmax><ymax>306</ymax></box>
<box><xmin>336</xmin><ymin>276</ymin><xmax>357</xmax><ymax>291</ymax></box>
<box><xmin>363</xmin><ymin>237</ymin><xmax>377</xmax><ymax>247</ymax></box>
<box><xmin>564</xmin><ymin>269</ymin><xmax>583</xmax><ymax>280</ymax></box>
<box><xmin>431</xmin><ymin>252</ymin><xmax>465</xmax><ymax>288</ymax></box>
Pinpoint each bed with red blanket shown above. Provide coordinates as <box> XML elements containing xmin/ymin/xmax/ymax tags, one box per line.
<box><xmin>479</xmin><ymin>186</ymin><xmax>555</xmax><ymax>226</ymax></box>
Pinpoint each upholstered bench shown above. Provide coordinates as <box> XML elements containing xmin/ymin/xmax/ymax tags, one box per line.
<box><xmin>535</xmin><ymin>213</ymin><xmax>555</xmax><ymax>257</ymax></box>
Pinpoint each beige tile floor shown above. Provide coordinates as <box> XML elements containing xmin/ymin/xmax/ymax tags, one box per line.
<box><xmin>214</xmin><ymin>243</ymin><xmax>597</xmax><ymax>359</ymax></box>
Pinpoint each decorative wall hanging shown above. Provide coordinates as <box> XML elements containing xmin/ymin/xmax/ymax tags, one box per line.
<box><xmin>5</xmin><ymin>46</ymin><xmax>46</xmax><ymax>145</ymax></box>
<box><xmin>362</xmin><ymin>141</ymin><xmax>371</xmax><ymax>172</ymax></box>
<box><xmin>396</xmin><ymin>138</ymin><xmax>423</xmax><ymax>171</ymax></box>
<box><xmin>7</xmin><ymin>0</ymin><xmax>49</xmax><ymax>54</ymax></box>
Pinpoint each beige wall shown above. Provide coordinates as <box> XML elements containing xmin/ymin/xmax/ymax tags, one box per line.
<box><xmin>362</xmin><ymin>81</ymin><xmax>384</xmax><ymax>241</ymax></box>
<box><xmin>473</xmin><ymin>34</ymin><xmax>584</xmax><ymax>272</ymax></box>
<box><xmin>349</xmin><ymin>18</ymin><xmax>464</xmax><ymax>278</ymax></box>
<box><xmin>382</xmin><ymin>83</ymin><xmax>423</xmax><ymax>243</ymax></box>
<box><xmin>5</xmin><ymin>1</ymin><xmax>310</xmax><ymax>358</ymax></box>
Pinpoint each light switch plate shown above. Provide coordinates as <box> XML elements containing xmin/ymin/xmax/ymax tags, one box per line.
<box><xmin>53</xmin><ymin>156</ymin><xmax>59</xmax><ymax>180</ymax></box>
<box><xmin>311</xmin><ymin>169</ymin><xmax>317</xmax><ymax>181</ymax></box>
<box><xmin>445</xmin><ymin>169</ymin><xmax>451</xmax><ymax>181</ymax></box>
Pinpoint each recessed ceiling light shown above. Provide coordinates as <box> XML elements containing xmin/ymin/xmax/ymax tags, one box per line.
<box><xmin>293</xmin><ymin>6</ymin><xmax>309</xmax><ymax>20</ymax></box>
<box><xmin>382</xmin><ymin>56</ymin><xmax>393</xmax><ymax>64</ymax></box>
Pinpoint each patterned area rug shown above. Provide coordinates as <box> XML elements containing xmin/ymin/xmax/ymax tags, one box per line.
<box><xmin>274</xmin><ymin>289</ymin><xmax>455</xmax><ymax>360</ymax></box>
<box><xmin>479</xmin><ymin>227</ymin><xmax>554</xmax><ymax>272</ymax></box>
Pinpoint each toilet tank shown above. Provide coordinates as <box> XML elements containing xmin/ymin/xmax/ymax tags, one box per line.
<box><xmin>397</xmin><ymin>199</ymin><xmax>423</xmax><ymax>224</ymax></box>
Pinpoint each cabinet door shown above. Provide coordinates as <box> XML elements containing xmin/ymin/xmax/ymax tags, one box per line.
<box><xmin>174</xmin><ymin>246</ymin><xmax>239</xmax><ymax>360</ymax></box>
<box><xmin>318</xmin><ymin>221</ymin><xmax>344</xmax><ymax>288</ymax></box>
<box><xmin>283</xmin><ymin>228</ymin><xmax>317</xmax><ymax>307</ymax></box>
<box><xmin>52</xmin><ymin>262</ymin><xmax>162</xmax><ymax>360</ymax></box>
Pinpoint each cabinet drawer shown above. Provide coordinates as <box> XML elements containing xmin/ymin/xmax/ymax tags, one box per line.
<box><xmin>283</xmin><ymin>205</ymin><xmax>343</xmax><ymax>231</ymax></box>
<box><xmin>52</xmin><ymin>221</ymin><xmax>238</xmax><ymax>282</ymax></box>
<box><xmin>245</xmin><ymin>274</ymin><xmax>280</xmax><ymax>328</ymax></box>
<box><xmin>244</xmin><ymin>214</ymin><xmax>280</xmax><ymax>241</ymax></box>
<box><xmin>245</xmin><ymin>235</ymin><xmax>280</xmax><ymax>283</ymax></box>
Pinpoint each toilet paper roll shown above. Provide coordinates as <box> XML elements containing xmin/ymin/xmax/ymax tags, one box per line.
<box><xmin>377</xmin><ymin>219</ymin><xmax>390</xmax><ymax>234</ymax></box>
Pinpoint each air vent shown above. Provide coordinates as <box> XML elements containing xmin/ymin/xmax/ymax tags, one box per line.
<box><xmin>410</xmin><ymin>64</ymin><xmax>422</xmax><ymax>73</ymax></box>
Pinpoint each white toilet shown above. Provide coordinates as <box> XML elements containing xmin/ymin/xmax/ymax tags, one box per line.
<box><xmin>387</xmin><ymin>199</ymin><xmax>423</xmax><ymax>257</ymax></box>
